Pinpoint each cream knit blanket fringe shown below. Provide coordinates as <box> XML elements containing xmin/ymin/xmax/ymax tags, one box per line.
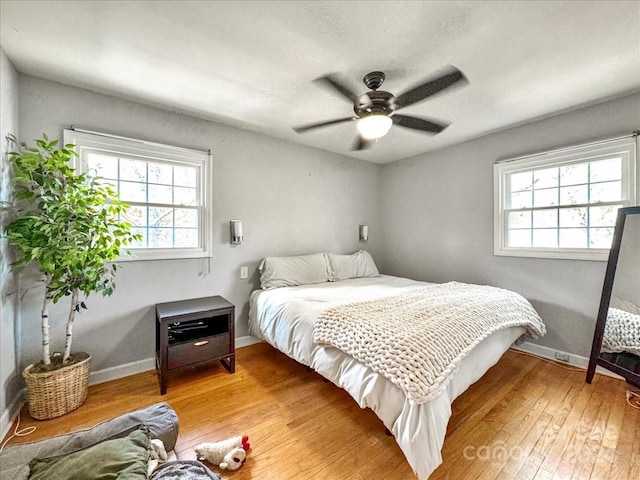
<box><xmin>314</xmin><ymin>282</ymin><xmax>546</xmax><ymax>404</ymax></box>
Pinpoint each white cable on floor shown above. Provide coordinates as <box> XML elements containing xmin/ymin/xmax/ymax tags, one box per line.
<box><xmin>0</xmin><ymin>412</ymin><xmax>36</xmax><ymax>453</ymax></box>
<box><xmin>627</xmin><ymin>390</ymin><xmax>640</xmax><ymax>410</ymax></box>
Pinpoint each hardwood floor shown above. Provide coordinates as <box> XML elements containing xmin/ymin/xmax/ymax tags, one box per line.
<box><xmin>4</xmin><ymin>343</ymin><xmax>639</xmax><ymax>479</ymax></box>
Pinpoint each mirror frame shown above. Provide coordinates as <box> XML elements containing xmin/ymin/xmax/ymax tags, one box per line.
<box><xmin>586</xmin><ymin>205</ymin><xmax>640</xmax><ymax>387</ymax></box>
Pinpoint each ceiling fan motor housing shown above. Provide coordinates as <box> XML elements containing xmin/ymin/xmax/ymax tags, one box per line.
<box><xmin>354</xmin><ymin>90</ymin><xmax>394</xmax><ymax>117</ymax></box>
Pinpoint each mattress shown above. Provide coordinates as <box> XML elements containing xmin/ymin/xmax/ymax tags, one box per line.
<box><xmin>249</xmin><ymin>275</ymin><xmax>526</xmax><ymax>479</ymax></box>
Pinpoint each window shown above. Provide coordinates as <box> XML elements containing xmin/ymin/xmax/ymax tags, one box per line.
<box><xmin>64</xmin><ymin>129</ymin><xmax>211</xmax><ymax>261</ymax></box>
<box><xmin>494</xmin><ymin>136</ymin><xmax>637</xmax><ymax>260</ymax></box>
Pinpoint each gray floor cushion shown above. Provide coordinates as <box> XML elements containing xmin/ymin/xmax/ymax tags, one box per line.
<box><xmin>0</xmin><ymin>402</ymin><xmax>179</xmax><ymax>480</ymax></box>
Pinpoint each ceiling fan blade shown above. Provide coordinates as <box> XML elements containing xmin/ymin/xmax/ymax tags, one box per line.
<box><xmin>394</xmin><ymin>66</ymin><xmax>467</xmax><ymax>110</ymax></box>
<box><xmin>392</xmin><ymin>114</ymin><xmax>449</xmax><ymax>134</ymax></box>
<box><xmin>351</xmin><ymin>135</ymin><xmax>373</xmax><ymax>151</ymax></box>
<box><xmin>293</xmin><ymin>116</ymin><xmax>355</xmax><ymax>134</ymax></box>
<box><xmin>314</xmin><ymin>74</ymin><xmax>362</xmax><ymax>104</ymax></box>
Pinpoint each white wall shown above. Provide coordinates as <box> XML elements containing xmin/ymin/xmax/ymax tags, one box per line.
<box><xmin>0</xmin><ymin>47</ymin><xmax>21</xmax><ymax>436</ymax></box>
<box><xmin>17</xmin><ymin>74</ymin><xmax>381</xmax><ymax>373</ymax></box>
<box><xmin>380</xmin><ymin>92</ymin><xmax>640</xmax><ymax>358</ymax></box>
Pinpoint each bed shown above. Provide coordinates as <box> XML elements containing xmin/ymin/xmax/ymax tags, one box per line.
<box><xmin>249</xmin><ymin>252</ymin><xmax>545</xmax><ymax>479</ymax></box>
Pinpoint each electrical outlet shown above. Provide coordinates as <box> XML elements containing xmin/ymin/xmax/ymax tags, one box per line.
<box><xmin>555</xmin><ymin>352</ymin><xmax>570</xmax><ymax>363</ymax></box>
<box><xmin>240</xmin><ymin>266</ymin><xmax>249</xmax><ymax>279</ymax></box>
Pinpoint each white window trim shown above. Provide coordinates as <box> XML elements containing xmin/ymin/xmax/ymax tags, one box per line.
<box><xmin>494</xmin><ymin>135</ymin><xmax>638</xmax><ymax>261</ymax></box>
<box><xmin>63</xmin><ymin>128</ymin><xmax>212</xmax><ymax>261</ymax></box>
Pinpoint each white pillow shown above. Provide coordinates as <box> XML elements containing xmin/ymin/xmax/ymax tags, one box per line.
<box><xmin>259</xmin><ymin>253</ymin><xmax>330</xmax><ymax>290</ymax></box>
<box><xmin>327</xmin><ymin>250</ymin><xmax>379</xmax><ymax>281</ymax></box>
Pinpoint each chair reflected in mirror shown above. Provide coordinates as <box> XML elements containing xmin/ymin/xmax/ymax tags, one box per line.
<box><xmin>587</xmin><ymin>206</ymin><xmax>640</xmax><ymax>387</ymax></box>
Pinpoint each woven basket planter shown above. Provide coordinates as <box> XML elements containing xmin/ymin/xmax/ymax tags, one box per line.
<box><xmin>23</xmin><ymin>353</ymin><xmax>91</xmax><ymax>420</ymax></box>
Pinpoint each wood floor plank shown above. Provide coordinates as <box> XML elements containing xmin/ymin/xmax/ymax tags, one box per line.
<box><xmin>494</xmin><ymin>362</ymin><xmax>574</xmax><ymax>480</ymax></box>
<box><xmin>456</xmin><ymin>364</ymin><xmax>551</xmax><ymax>480</ymax></box>
<box><xmin>609</xmin><ymin>385</ymin><xmax>639</xmax><ymax>480</ymax></box>
<box><xmin>553</xmin><ymin>380</ymin><xmax>605</xmax><ymax>479</ymax></box>
<box><xmin>569</xmin><ymin>384</ymin><xmax>611</xmax><ymax>480</ymax></box>
<box><xmin>478</xmin><ymin>367</ymin><xmax>559</xmax><ymax>479</ymax></box>
<box><xmin>629</xmin><ymin>415</ymin><xmax>640</xmax><ymax>480</ymax></box>
<box><xmin>445</xmin><ymin>351</ymin><xmax>533</xmax><ymax>437</ymax></box>
<box><xmin>431</xmin><ymin>354</ymin><xmax>540</xmax><ymax>480</ymax></box>
<box><xmin>520</xmin><ymin>374</ymin><xmax>592</xmax><ymax>480</ymax></box>
<box><xmin>3</xmin><ymin>344</ymin><xmax>638</xmax><ymax>479</ymax></box>
<box><xmin>587</xmin><ymin>378</ymin><xmax>626</xmax><ymax>480</ymax></box>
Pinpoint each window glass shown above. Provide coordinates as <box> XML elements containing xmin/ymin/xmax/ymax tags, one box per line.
<box><xmin>495</xmin><ymin>137</ymin><xmax>636</xmax><ymax>260</ymax></box>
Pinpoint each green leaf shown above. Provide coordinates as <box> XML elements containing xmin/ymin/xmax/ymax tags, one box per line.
<box><xmin>6</xmin><ymin>133</ymin><xmax>138</xmax><ymax>315</ymax></box>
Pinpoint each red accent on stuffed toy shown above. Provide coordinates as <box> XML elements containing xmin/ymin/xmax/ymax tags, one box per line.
<box><xmin>241</xmin><ymin>435</ymin><xmax>250</xmax><ymax>451</ymax></box>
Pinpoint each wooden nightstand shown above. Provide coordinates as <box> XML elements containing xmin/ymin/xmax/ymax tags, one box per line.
<box><xmin>155</xmin><ymin>295</ymin><xmax>235</xmax><ymax>395</ymax></box>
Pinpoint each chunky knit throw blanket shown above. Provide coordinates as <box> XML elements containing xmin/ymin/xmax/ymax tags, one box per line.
<box><xmin>314</xmin><ymin>282</ymin><xmax>545</xmax><ymax>404</ymax></box>
<box><xmin>603</xmin><ymin>307</ymin><xmax>640</xmax><ymax>355</ymax></box>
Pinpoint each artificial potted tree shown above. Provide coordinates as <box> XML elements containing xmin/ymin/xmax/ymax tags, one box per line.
<box><xmin>4</xmin><ymin>134</ymin><xmax>140</xmax><ymax>419</ymax></box>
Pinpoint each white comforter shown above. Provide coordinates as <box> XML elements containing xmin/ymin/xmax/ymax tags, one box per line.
<box><xmin>249</xmin><ymin>275</ymin><xmax>528</xmax><ymax>479</ymax></box>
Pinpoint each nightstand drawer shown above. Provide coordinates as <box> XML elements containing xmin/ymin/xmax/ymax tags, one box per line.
<box><xmin>167</xmin><ymin>334</ymin><xmax>230</xmax><ymax>370</ymax></box>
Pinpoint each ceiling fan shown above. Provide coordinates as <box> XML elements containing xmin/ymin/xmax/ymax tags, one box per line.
<box><xmin>292</xmin><ymin>66</ymin><xmax>468</xmax><ymax>151</ymax></box>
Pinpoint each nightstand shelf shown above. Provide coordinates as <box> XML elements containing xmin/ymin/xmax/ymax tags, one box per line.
<box><xmin>156</xmin><ymin>295</ymin><xmax>235</xmax><ymax>395</ymax></box>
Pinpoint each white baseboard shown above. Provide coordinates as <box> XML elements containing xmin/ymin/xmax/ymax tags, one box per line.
<box><xmin>88</xmin><ymin>335</ymin><xmax>262</xmax><ymax>386</ymax></box>
<box><xmin>236</xmin><ymin>335</ymin><xmax>261</xmax><ymax>348</ymax></box>
<box><xmin>1</xmin><ymin>389</ymin><xmax>25</xmax><ymax>443</ymax></box>
<box><xmin>511</xmin><ymin>341</ymin><xmax>624</xmax><ymax>380</ymax></box>
<box><xmin>88</xmin><ymin>357</ymin><xmax>156</xmax><ymax>386</ymax></box>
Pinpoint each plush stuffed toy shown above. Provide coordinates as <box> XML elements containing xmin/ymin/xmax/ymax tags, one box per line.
<box><xmin>194</xmin><ymin>435</ymin><xmax>250</xmax><ymax>470</ymax></box>
<box><xmin>148</xmin><ymin>438</ymin><xmax>169</xmax><ymax>476</ymax></box>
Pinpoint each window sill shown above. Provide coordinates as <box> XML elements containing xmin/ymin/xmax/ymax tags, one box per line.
<box><xmin>117</xmin><ymin>249</ymin><xmax>212</xmax><ymax>262</ymax></box>
<box><xmin>494</xmin><ymin>247</ymin><xmax>609</xmax><ymax>261</ymax></box>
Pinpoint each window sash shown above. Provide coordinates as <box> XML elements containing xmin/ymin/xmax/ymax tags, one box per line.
<box><xmin>121</xmin><ymin>202</ymin><xmax>202</xmax><ymax>250</ymax></box>
<box><xmin>494</xmin><ymin>136</ymin><xmax>637</xmax><ymax>261</ymax></box>
<box><xmin>64</xmin><ymin>129</ymin><xmax>211</xmax><ymax>261</ymax></box>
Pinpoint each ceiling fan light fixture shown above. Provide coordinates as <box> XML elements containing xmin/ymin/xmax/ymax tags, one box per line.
<box><xmin>292</xmin><ymin>67</ymin><xmax>467</xmax><ymax>151</ymax></box>
<box><xmin>357</xmin><ymin>114</ymin><xmax>392</xmax><ymax>140</ymax></box>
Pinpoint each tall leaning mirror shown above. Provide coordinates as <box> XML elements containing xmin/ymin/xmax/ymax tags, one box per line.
<box><xmin>586</xmin><ymin>206</ymin><xmax>640</xmax><ymax>387</ymax></box>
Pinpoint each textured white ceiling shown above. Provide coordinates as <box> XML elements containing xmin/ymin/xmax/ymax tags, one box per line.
<box><xmin>1</xmin><ymin>1</ymin><xmax>639</xmax><ymax>163</ymax></box>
